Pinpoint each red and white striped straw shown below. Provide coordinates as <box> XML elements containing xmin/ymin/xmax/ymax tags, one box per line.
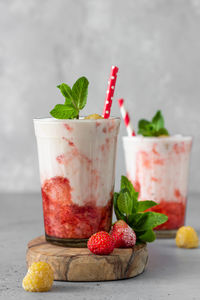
<box><xmin>102</xmin><ymin>66</ymin><xmax>119</xmax><ymax>118</ymax></box>
<box><xmin>118</xmin><ymin>98</ymin><xmax>136</xmax><ymax>136</ymax></box>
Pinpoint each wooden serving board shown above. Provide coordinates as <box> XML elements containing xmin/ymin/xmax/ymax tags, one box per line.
<box><xmin>155</xmin><ymin>230</ymin><xmax>177</xmax><ymax>238</ymax></box>
<box><xmin>26</xmin><ymin>236</ymin><xmax>148</xmax><ymax>282</ymax></box>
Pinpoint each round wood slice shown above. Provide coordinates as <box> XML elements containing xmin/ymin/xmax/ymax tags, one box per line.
<box><xmin>155</xmin><ymin>230</ymin><xmax>177</xmax><ymax>238</ymax></box>
<box><xmin>26</xmin><ymin>236</ymin><xmax>148</xmax><ymax>282</ymax></box>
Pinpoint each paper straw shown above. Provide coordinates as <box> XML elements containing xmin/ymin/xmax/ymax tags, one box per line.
<box><xmin>118</xmin><ymin>98</ymin><xmax>136</xmax><ymax>136</ymax></box>
<box><xmin>103</xmin><ymin>66</ymin><xmax>119</xmax><ymax>118</ymax></box>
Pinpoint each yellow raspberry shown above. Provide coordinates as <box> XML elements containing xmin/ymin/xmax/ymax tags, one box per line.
<box><xmin>176</xmin><ymin>226</ymin><xmax>199</xmax><ymax>249</ymax></box>
<box><xmin>22</xmin><ymin>262</ymin><xmax>54</xmax><ymax>292</ymax></box>
<box><xmin>85</xmin><ymin>114</ymin><xmax>104</xmax><ymax>119</ymax></box>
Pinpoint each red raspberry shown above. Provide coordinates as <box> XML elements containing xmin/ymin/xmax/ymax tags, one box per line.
<box><xmin>87</xmin><ymin>231</ymin><xmax>115</xmax><ymax>255</ymax></box>
<box><xmin>110</xmin><ymin>220</ymin><xmax>136</xmax><ymax>248</ymax></box>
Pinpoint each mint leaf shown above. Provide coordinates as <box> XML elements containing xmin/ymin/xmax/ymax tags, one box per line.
<box><xmin>57</xmin><ymin>83</ymin><xmax>73</xmax><ymax>100</ymax></box>
<box><xmin>127</xmin><ymin>213</ymin><xmax>137</xmax><ymax>226</ymax></box>
<box><xmin>131</xmin><ymin>213</ymin><xmax>149</xmax><ymax>231</ymax></box>
<box><xmin>120</xmin><ymin>176</ymin><xmax>138</xmax><ymax>213</ymax></box>
<box><xmin>155</xmin><ymin>128</ymin><xmax>169</xmax><ymax>136</ymax></box>
<box><xmin>137</xmin><ymin>229</ymin><xmax>156</xmax><ymax>242</ymax></box>
<box><xmin>57</xmin><ymin>83</ymin><xmax>79</xmax><ymax>112</ymax></box>
<box><xmin>138</xmin><ymin>110</ymin><xmax>169</xmax><ymax>137</ymax></box>
<box><xmin>127</xmin><ymin>213</ymin><xmax>146</xmax><ymax>228</ymax></box>
<box><xmin>57</xmin><ymin>84</ymin><xmax>76</xmax><ymax>109</ymax></box>
<box><xmin>117</xmin><ymin>189</ymin><xmax>132</xmax><ymax>216</ymax></box>
<box><xmin>137</xmin><ymin>200</ymin><xmax>158</xmax><ymax>212</ymax></box>
<box><xmin>50</xmin><ymin>104</ymin><xmax>78</xmax><ymax>119</ymax></box>
<box><xmin>138</xmin><ymin>119</ymin><xmax>150</xmax><ymax>130</ymax></box>
<box><xmin>114</xmin><ymin>192</ymin><xmax>126</xmax><ymax>221</ymax></box>
<box><xmin>152</xmin><ymin>110</ymin><xmax>164</xmax><ymax>131</ymax></box>
<box><xmin>50</xmin><ymin>77</ymin><xmax>89</xmax><ymax>119</ymax></box>
<box><xmin>134</xmin><ymin>212</ymin><xmax>168</xmax><ymax>231</ymax></box>
<box><xmin>121</xmin><ymin>176</ymin><xmax>137</xmax><ymax>197</ymax></box>
<box><xmin>72</xmin><ymin>77</ymin><xmax>89</xmax><ymax>110</ymax></box>
<box><xmin>138</xmin><ymin>122</ymin><xmax>155</xmax><ymax>137</ymax></box>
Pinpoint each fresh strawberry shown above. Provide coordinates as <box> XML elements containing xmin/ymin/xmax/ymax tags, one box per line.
<box><xmin>87</xmin><ymin>231</ymin><xmax>115</xmax><ymax>255</ymax></box>
<box><xmin>110</xmin><ymin>220</ymin><xmax>136</xmax><ymax>248</ymax></box>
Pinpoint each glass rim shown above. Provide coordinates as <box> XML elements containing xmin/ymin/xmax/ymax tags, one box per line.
<box><xmin>122</xmin><ymin>135</ymin><xmax>193</xmax><ymax>142</ymax></box>
<box><xmin>33</xmin><ymin>116</ymin><xmax>121</xmax><ymax>124</ymax></box>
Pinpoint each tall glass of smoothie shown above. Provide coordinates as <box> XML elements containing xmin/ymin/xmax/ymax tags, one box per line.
<box><xmin>123</xmin><ymin>135</ymin><xmax>192</xmax><ymax>237</ymax></box>
<box><xmin>34</xmin><ymin>117</ymin><xmax>120</xmax><ymax>246</ymax></box>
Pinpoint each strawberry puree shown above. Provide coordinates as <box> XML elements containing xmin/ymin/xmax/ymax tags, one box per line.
<box><xmin>123</xmin><ymin>136</ymin><xmax>192</xmax><ymax>231</ymax></box>
<box><xmin>42</xmin><ymin>176</ymin><xmax>113</xmax><ymax>239</ymax></box>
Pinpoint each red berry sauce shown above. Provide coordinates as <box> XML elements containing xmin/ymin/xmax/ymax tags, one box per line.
<box><xmin>41</xmin><ymin>176</ymin><xmax>113</xmax><ymax>239</ymax></box>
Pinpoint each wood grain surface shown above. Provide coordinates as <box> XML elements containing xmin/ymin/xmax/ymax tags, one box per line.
<box><xmin>26</xmin><ymin>236</ymin><xmax>148</xmax><ymax>282</ymax></box>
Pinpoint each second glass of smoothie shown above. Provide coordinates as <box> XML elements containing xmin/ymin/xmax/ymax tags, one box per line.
<box><xmin>123</xmin><ymin>135</ymin><xmax>192</xmax><ymax>237</ymax></box>
<box><xmin>34</xmin><ymin>117</ymin><xmax>120</xmax><ymax>246</ymax></box>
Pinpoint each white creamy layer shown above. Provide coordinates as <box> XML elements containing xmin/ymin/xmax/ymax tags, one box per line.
<box><xmin>34</xmin><ymin>117</ymin><xmax>120</xmax><ymax>207</ymax></box>
<box><xmin>123</xmin><ymin>135</ymin><xmax>192</xmax><ymax>203</ymax></box>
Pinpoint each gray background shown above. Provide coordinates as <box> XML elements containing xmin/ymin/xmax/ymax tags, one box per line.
<box><xmin>0</xmin><ymin>0</ymin><xmax>200</xmax><ymax>193</ymax></box>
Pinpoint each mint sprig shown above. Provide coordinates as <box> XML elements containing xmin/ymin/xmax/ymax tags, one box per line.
<box><xmin>114</xmin><ymin>176</ymin><xmax>168</xmax><ymax>243</ymax></box>
<box><xmin>50</xmin><ymin>77</ymin><xmax>89</xmax><ymax>119</ymax></box>
<box><xmin>138</xmin><ymin>110</ymin><xmax>169</xmax><ymax>137</ymax></box>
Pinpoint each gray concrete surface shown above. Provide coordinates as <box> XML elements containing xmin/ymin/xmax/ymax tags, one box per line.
<box><xmin>0</xmin><ymin>0</ymin><xmax>200</xmax><ymax>193</ymax></box>
<box><xmin>0</xmin><ymin>192</ymin><xmax>200</xmax><ymax>300</ymax></box>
